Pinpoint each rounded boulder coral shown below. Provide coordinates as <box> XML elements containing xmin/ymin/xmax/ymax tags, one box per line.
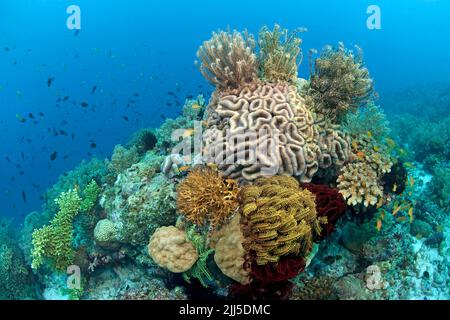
<box><xmin>94</xmin><ymin>219</ymin><xmax>118</xmax><ymax>247</ymax></box>
<box><xmin>148</xmin><ymin>226</ymin><xmax>198</xmax><ymax>273</ymax></box>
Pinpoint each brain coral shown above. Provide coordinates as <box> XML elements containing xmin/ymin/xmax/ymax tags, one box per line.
<box><xmin>203</xmin><ymin>83</ymin><xmax>350</xmax><ymax>183</ymax></box>
<box><xmin>210</xmin><ymin>213</ymin><xmax>250</xmax><ymax>285</ymax></box>
<box><xmin>239</xmin><ymin>175</ymin><xmax>326</xmax><ymax>265</ymax></box>
<box><xmin>148</xmin><ymin>226</ymin><xmax>198</xmax><ymax>273</ymax></box>
<box><xmin>93</xmin><ymin>219</ymin><xmax>118</xmax><ymax>245</ymax></box>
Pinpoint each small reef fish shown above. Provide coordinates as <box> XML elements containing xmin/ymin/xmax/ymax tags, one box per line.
<box><xmin>408</xmin><ymin>207</ymin><xmax>414</xmax><ymax>223</ymax></box>
<box><xmin>408</xmin><ymin>176</ymin><xmax>415</xmax><ymax>187</ymax></box>
<box><xmin>367</xmin><ymin>131</ymin><xmax>373</xmax><ymax>138</ymax></box>
<box><xmin>15</xmin><ymin>114</ymin><xmax>26</xmax><ymax>123</ymax></box>
<box><xmin>177</xmin><ymin>165</ymin><xmax>190</xmax><ymax>173</ymax></box>
<box><xmin>373</xmin><ymin>146</ymin><xmax>380</xmax><ymax>152</ymax></box>
<box><xmin>404</xmin><ymin>162</ymin><xmax>415</xmax><ymax>169</ymax></box>
<box><xmin>50</xmin><ymin>151</ymin><xmax>58</xmax><ymax>161</ymax></box>
<box><xmin>47</xmin><ymin>77</ymin><xmax>55</xmax><ymax>87</ymax></box>
<box><xmin>191</xmin><ymin>103</ymin><xmax>202</xmax><ymax>110</ymax></box>
<box><xmin>393</xmin><ymin>183</ymin><xmax>398</xmax><ymax>192</ymax></box>
<box><xmin>376</xmin><ymin>219</ymin><xmax>382</xmax><ymax>232</ymax></box>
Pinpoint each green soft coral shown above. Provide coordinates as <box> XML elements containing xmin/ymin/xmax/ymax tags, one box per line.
<box><xmin>31</xmin><ymin>189</ymin><xmax>82</xmax><ymax>271</ymax></box>
<box><xmin>182</xmin><ymin>225</ymin><xmax>214</xmax><ymax>288</ymax></box>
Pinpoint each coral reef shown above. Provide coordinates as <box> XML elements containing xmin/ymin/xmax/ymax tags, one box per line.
<box><xmin>101</xmin><ymin>153</ymin><xmax>177</xmax><ymax>245</ymax></box>
<box><xmin>239</xmin><ymin>176</ymin><xmax>326</xmax><ymax>265</ymax></box>
<box><xmin>148</xmin><ymin>226</ymin><xmax>198</xmax><ymax>273</ymax></box>
<box><xmin>176</xmin><ymin>167</ymin><xmax>239</xmax><ymax>228</ymax></box>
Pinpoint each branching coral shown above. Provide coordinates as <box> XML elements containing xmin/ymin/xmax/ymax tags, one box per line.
<box><xmin>258</xmin><ymin>24</ymin><xmax>303</xmax><ymax>83</ymax></box>
<box><xmin>197</xmin><ymin>30</ymin><xmax>258</xmax><ymax>90</ymax></box>
<box><xmin>176</xmin><ymin>167</ymin><xmax>239</xmax><ymax>228</ymax></box>
<box><xmin>148</xmin><ymin>226</ymin><xmax>198</xmax><ymax>273</ymax></box>
<box><xmin>239</xmin><ymin>176</ymin><xmax>326</xmax><ymax>265</ymax></box>
<box><xmin>306</xmin><ymin>43</ymin><xmax>373</xmax><ymax>122</ymax></box>
<box><xmin>31</xmin><ymin>189</ymin><xmax>82</xmax><ymax>271</ymax></box>
<box><xmin>337</xmin><ymin>162</ymin><xmax>384</xmax><ymax>207</ymax></box>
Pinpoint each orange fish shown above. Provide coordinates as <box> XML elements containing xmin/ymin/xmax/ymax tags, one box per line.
<box><xmin>356</xmin><ymin>151</ymin><xmax>365</xmax><ymax>158</ymax></box>
<box><xmin>396</xmin><ymin>216</ymin><xmax>407</xmax><ymax>222</ymax></box>
<box><xmin>409</xmin><ymin>176</ymin><xmax>415</xmax><ymax>187</ymax></box>
<box><xmin>178</xmin><ymin>165</ymin><xmax>190</xmax><ymax>172</ymax></box>
<box><xmin>376</xmin><ymin>219</ymin><xmax>382</xmax><ymax>232</ymax></box>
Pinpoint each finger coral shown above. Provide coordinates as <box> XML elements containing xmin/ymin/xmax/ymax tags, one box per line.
<box><xmin>337</xmin><ymin>162</ymin><xmax>384</xmax><ymax>207</ymax></box>
<box><xmin>239</xmin><ymin>175</ymin><xmax>326</xmax><ymax>265</ymax></box>
<box><xmin>306</xmin><ymin>43</ymin><xmax>373</xmax><ymax>122</ymax></box>
<box><xmin>258</xmin><ymin>24</ymin><xmax>303</xmax><ymax>83</ymax></box>
<box><xmin>197</xmin><ymin>30</ymin><xmax>258</xmax><ymax>91</ymax></box>
<box><xmin>176</xmin><ymin>167</ymin><xmax>239</xmax><ymax>228</ymax></box>
<box><xmin>148</xmin><ymin>226</ymin><xmax>198</xmax><ymax>273</ymax></box>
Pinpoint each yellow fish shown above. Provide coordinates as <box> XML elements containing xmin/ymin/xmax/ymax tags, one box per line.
<box><xmin>404</xmin><ymin>162</ymin><xmax>414</xmax><ymax>168</ymax></box>
<box><xmin>408</xmin><ymin>207</ymin><xmax>414</xmax><ymax>223</ymax></box>
<box><xmin>373</xmin><ymin>146</ymin><xmax>380</xmax><ymax>152</ymax></box>
<box><xmin>367</xmin><ymin>131</ymin><xmax>373</xmax><ymax>138</ymax></box>
<box><xmin>409</xmin><ymin>176</ymin><xmax>415</xmax><ymax>187</ymax></box>
<box><xmin>178</xmin><ymin>165</ymin><xmax>190</xmax><ymax>172</ymax></box>
<box><xmin>182</xmin><ymin>128</ymin><xmax>194</xmax><ymax>138</ymax></box>
<box><xmin>192</xmin><ymin>103</ymin><xmax>202</xmax><ymax>110</ymax></box>
<box><xmin>386</xmin><ymin>138</ymin><xmax>396</xmax><ymax>147</ymax></box>
<box><xmin>396</xmin><ymin>216</ymin><xmax>407</xmax><ymax>222</ymax></box>
<box><xmin>393</xmin><ymin>183</ymin><xmax>397</xmax><ymax>192</ymax></box>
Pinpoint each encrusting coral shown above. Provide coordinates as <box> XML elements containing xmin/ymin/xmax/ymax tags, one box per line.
<box><xmin>239</xmin><ymin>175</ymin><xmax>326</xmax><ymax>265</ymax></box>
<box><xmin>176</xmin><ymin>167</ymin><xmax>239</xmax><ymax>228</ymax></box>
<box><xmin>196</xmin><ymin>30</ymin><xmax>258</xmax><ymax>91</ymax></box>
<box><xmin>148</xmin><ymin>226</ymin><xmax>198</xmax><ymax>273</ymax></box>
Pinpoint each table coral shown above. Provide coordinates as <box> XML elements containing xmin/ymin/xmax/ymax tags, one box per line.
<box><xmin>239</xmin><ymin>175</ymin><xmax>326</xmax><ymax>265</ymax></box>
<box><xmin>148</xmin><ymin>226</ymin><xmax>198</xmax><ymax>273</ymax></box>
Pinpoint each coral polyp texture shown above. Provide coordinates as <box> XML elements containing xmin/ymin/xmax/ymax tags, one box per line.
<box><xmin>176</xmin><ymin>167</ymin><xmax>239</xmax><ymax>227</ymax></box>
<box><xmin>239</xmin><ymin>176</ymin><xmax>326</xmax><ymax>265</ymax></box>
<box><xmin>148</xmin><ymin>226</ymin><xmax>199</xmax><ymax>273</ymax></box>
